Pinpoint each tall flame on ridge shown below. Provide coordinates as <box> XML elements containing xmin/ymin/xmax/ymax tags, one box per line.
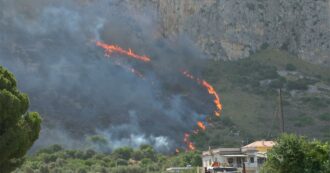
<box><xmin>201</xmin><ymin>80</ymin><xmax>222</xmax><ymax>116</ymax></box>
<box><xmin>182</xmin><ymin>70</ymin><xmax>222</xmax><ymax>117</ymax></box>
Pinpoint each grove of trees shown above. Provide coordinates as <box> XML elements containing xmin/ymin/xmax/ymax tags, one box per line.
<box><xmin>14</xmin><ymin>144</ymin><xmax>202</xmax><ymax>173</ymax></box>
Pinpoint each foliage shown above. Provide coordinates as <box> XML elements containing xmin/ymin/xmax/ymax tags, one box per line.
<box><xmin>293</xmin><ymin>115</ymin><xmax>314</xmax><ymax>127</ymax></box>
<box><xmin>112</xmin><ymin>147</ymin><xmax>134</xmax><ymax>160</ymax></box>
<box><xmin>262</xmin><ymin>134</ymin><xmax>330</xmax><ymax>173</ymax></box>
<box><xmin>198</xmin><ymin>48</ymin><xmax>330</xmax><ymax>150</ymax></box>
<box><xmin>287</xmin><ymin>79</ymin><xmax>310</xmax><ymax>90</ymax></box>
<box><xmin>14</xmin><ymin>145</ymin><xmax>202</xmax><ymax>173</ymax></box>
<box><xmin>318</xmin><ymin>113</ymin><xmax>330</xmax><ymax>121</ymax></box>
<box><xmin>301</xmin><ymin>97</ymin><xmax>330</xmax><ymax>109</ymax></box>
<box><xmin>285</xmin><ymin>63</ymin><xmax>296</xmax><ymax>71</ymax></box>
<box><xmin>0</xmin><ymin>66</ymin><xmax>42</xmax><ymax>173</ymax></box>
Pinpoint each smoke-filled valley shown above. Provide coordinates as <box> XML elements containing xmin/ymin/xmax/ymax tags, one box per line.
<box><xmin>0</xmin><ymin>0</ymin><xmax>221</xmax><ymax>152</ymax></box>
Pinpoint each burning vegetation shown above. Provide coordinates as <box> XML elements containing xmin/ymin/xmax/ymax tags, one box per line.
<box><xmin>96</xmin><ymin>41</ymin><xmax>151</xmax><ymax>62</ymax></box>
<box><xmin>96</xmin><ymin>41</ymin><xmax>223</xmax><ymax>151</ymax></box>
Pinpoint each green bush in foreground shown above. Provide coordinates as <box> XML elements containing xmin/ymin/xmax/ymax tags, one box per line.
<box><xmin>262</xmin><ymin>134</ymin><xmax>330</xmax><ymax>173</ymax></box>
<box><xmin>0</xmin><ymin>66</ymin><xmax>42</xmax><ymax>173</ymax></box>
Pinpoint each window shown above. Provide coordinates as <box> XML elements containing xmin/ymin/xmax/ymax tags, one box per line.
<box><xmin>228</xmin><ymin>158</ymin><xmax>234</xmax><ymax>164</ymax></box>
<box><xmin>250</xmin><ymin>157</ymin><xmax>254</xmax><ymax>163</ymax></box>
<box><xmin>258</xmin><ymin>158</ymin><xmax>266</xmax><ymax>164</ymax></box>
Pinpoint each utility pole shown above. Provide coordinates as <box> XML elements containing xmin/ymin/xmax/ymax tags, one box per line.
<box><xmin>279</xmin><ymin>88</ymin><xmax>284</xmax><ymax>133</ymax></box>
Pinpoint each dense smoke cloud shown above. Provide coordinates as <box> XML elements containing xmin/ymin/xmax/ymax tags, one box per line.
<box><xmin>0</xmin><ymin>0</ymin><xmax>212</xmax><ymax>152</ymax></box>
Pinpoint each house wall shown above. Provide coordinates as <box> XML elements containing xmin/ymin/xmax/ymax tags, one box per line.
<box><xmin>202</xmin><ymin>155</ymin><xmax>227</xmax><ymax>167</ymax></box>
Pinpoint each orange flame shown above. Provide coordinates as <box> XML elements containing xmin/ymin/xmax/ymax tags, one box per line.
<box><xmin>184</xmin><ymin>133</ymin><xmax>189</xmax><ymax>143</ymax></box>
<box><xmin>201</xmin><ymin>80</ymin><xmax>222</xmax><ymax>117</ymax></box>
<box><xmin>96</xmin><ymin>41</ymin><xmax>151</xmax><ymax>62</ymax></box>
<box><xmin>188</xmin><ymin>142</ymin><xmax>196</xmax><ymax>151</ymax></box>
<box><xmin>197</xmin><ymin>121</ymin><xmax>206</xmax><ymax>131</ymax></box>
<box><xmin>182</xmin><ymin>70</ymin><xmax>222</xmax><ymax>117</ymax></box>
<box><xmin>183</xmin><ymin>133</ymin><xmax>196</xmax><ymax>151</ymax></box>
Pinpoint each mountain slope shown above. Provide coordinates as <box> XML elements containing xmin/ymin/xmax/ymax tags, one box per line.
<box><xmin>191</xmin><ymin>48</ymin><xmax>330</xmax><ymax>149</ymax></box>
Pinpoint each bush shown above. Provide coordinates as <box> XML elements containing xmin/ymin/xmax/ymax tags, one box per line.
<box><xmin>287</xmin><ymin>79</ymin><xmax>308</xmax><ymax>90</ymax></box>
<box><xmin>294</xmin><ymin>115</ymin><xmax>314</xmax><ymax>127</ymax></box>
<box><xmin>41</xmin><ymin>154</ymin><xmax>58</xmax><ymax>163</ymax></box>
<box><xmin>285</xmin><ymin>63</ymin><xmax>296</xmax><ymax>71</ymax></box>
<box><xmin>140</xmin><ymin>158</ymin><xmax>152</xmax><ymax>166</ymax></box>
<box><xmin>113</xmin><ymin>147</ymin><xmax>134</xmax><ymax>160</ymax></box>
<box><xmin>301</xmin><ymin>97</ymin><xmax>329</xmax><ymax>108</ymax></box>
<box><xmin>131</xmin><ymin>150</ymin><xmax>143</xmax><ymax>161</ymax></box>
<box><xmin>261</xmin><ymin>42</ymin><xmax>269</xmax><ymax>49</ymax></box>
<box><xmin>84</xmin><ymin>149</ymin><xmax>96</xmax><ymax>159</ymax></box>
<box><xmin>262</xmin><ymin>134</ymin><xmax>330</xmax><ymax>173</ymax></box>
<box><xmin>39</xmin><ymin>166</ymin><xmax>49</xmax><ymax>173</ymax></box>
<box><xmin>269</xmin><ymin>77</ymin><xmax>287</xmax><ymax>89</ymax></box>
<box><xmin>38</xmin><ymin>145</ymin><xmax>63</xmax><ymax>155</ymax></box>
<box><xmin>77</xmin><ymin>168</ymin><xmax>87</xmax><ymax>173</ymax></box>
<box><xmin>318</xmin><ymin>113</ymin><xmax>330</xmax><ymax>121</ymax></box>
<box><xmin>110</xmin><ymin>166</ymin><xmax>145</xmax><ymax>173</ymax></box>
<box><xmin>116</xmin><ymin>159</ymin><xmax>128</xmax><ymax>166</ymax></box>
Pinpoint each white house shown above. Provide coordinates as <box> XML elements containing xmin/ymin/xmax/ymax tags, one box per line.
<box><xmin>202</xmin><ymin>141</ymin><xmax>275</xmax><ymax>173</ymax></box>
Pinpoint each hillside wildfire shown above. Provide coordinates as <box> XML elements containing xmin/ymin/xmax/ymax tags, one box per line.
<box><xmin>0</xmin><ymin>0</ymin><xmax>329</xmax><ymax>173</ymax></box>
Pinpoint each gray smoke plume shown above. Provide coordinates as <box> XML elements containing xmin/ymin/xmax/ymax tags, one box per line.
<box><xmin>0</xmin><ymin>0</ymin><xmax>213</xmax><ymax>152</ymax></box>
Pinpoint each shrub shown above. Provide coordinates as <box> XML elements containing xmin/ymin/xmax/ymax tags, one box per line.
<box><xmin>262</xmin><ymin>134</ymin><xmax>330</xmax><ymax>173</ymax></box>
<box><xmin>301</xmin><ymin>97</ymin><xmax>329</xmax><ymax>108</ymax></box>
<box><xmin>285</xmin><ymin>63</ymin><xmax>296</xmax><ymax>71</ymax></box>
<box><xmin>116</xmin><ymin>159</ymin><xmax>128</xmax><ymax>166</ymax></box>
<box><xmin>38</xmin><ymin>145</ymin><xmax>63</xmax><ymax>155</ymax></box>
<box><xmin>294</xmin><ymin>115</ymin><xmax>314</xmax><ymax>127</ymax></box>
<box><xmin>110</xmin><ymin>166</ymin><xmax>145</xmax><ymax>173</ymax></box>
<box><xmin>261</xmin><ymin>42</ymin><xmax>269</xmax><ymax>49</ymax></box>
<box><xmin>113</xmin><ymin>147</ymin><xmax>134</xmax><ymax>160</ymax></box>
<box><xmin>77</xmin><ymin>168</ymin><xmax>87</xmax><ymax>173</ymax></box>
<box><xmin>287</xmin><ymin>79</ymin><xmax>308</xmax><ymax>90</ymax></box>
<box><xmin>318</xmin><ymin>113</ymin><xmax>330</xmax><ymax>121</ymax></box>
<box><xmin>269</xmin><ymin>78</ymin><xmax>286</xmax><ymax>89</ymax></box>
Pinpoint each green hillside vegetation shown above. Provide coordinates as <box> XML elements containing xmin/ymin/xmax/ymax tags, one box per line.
<box><xmin>14</xmin><ymin>145</ymin><xmax>201</xmax><ymax>173</ymax></box>
<box><xmin>9</xmin><ymin>48</ymin><xmax>330</xmax><ymax>172</ymax></box>
<box><xmin>191</xmin><ymin>48</ymin><xmax>330</xmax><ymax>149</ymax></box>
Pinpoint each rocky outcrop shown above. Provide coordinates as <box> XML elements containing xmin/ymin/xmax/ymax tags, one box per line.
<box><xmin>126</xmin><ymin>0</ymin><xmax>330</xmax><ymax>65</ymax></box>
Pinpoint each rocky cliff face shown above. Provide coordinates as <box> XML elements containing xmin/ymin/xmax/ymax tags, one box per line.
<box><xmin>126</xmin><ymin>0</ymin><xmax>330</xmax><ymax>65</ymax></box>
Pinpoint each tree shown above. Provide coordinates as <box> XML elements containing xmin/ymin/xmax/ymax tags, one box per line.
<box><xmin>262</xmin><ymin>134</ymin><xmax>330</xmax><ymax>173</ymax></box>
<box><xmin>181</xmin><ymin>151</ymin><xmax>202</xmax><ymax>167</ymax></box>
<box><xmin>0</xmin><ymin>66</ymin><xmax>42</xmax><ymax>173</ymax></box>
<box><xmin>139</xmin><ymin>144</ymin><xmax>157</xmax><ymax>161</ymax></box>
<box><xmin>112</xmin><ymin>147</ymin><xmax>134</xmax><ymax>160</ymax></box>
